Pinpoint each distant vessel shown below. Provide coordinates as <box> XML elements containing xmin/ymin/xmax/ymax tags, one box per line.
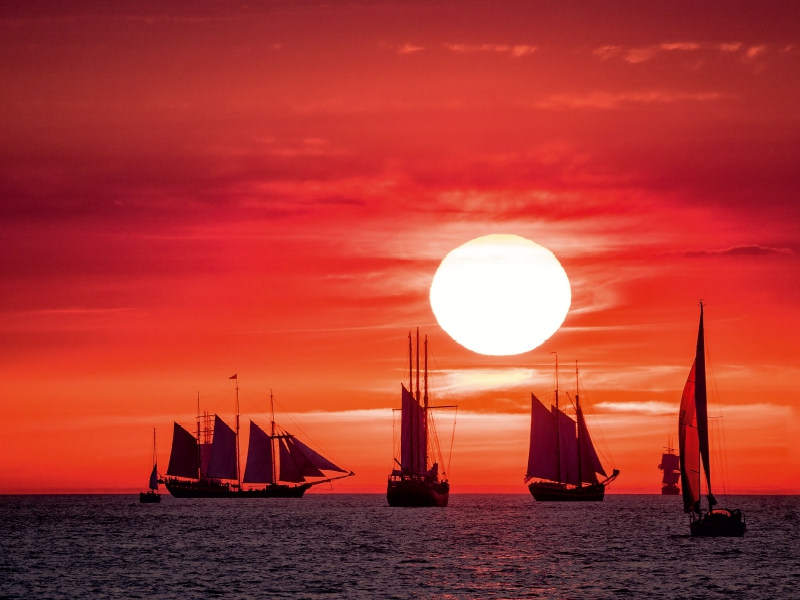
<box><xmin>658</xmin><ymin>438</ymin><xmax>681</xmax><ymax>495</ymax></box>
<box><xmin>164</xmin><ymin>376</ymin><xmax>354</xmax><ymax>498</ymax></box>
<box><xmin>387</xmin><ymin>329</ymin><xmax>453</xmax><ymax>507</ymax></box>
<box><xmin>526</xmin><ymin>357</ymin><xmax>619</xmax><ymax>501</ymax></box>
<box><xmin>679</xmin><ymin>302</ymin><xmax>745</xmax><ymax>536</ymax></box>
<box><xmin>139</xmin><ymin>428</ymin><xmax>161</xmax><ymax>503</ymax></box>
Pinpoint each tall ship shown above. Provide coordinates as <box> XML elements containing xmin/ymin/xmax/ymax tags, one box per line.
<box><xmin>525</xmin><ymin>356</ymin><xmax>619</xmax><ymax>501</ymax></box>
<box><xmin>678</xmin><ymin>302</ymin><xmax>745</xmax><ymax>536</ymax></box>
<box><xmin>387</xmin><ymin>329</ymin><xmax>454</xmax><ymax>507</ymax></box>
<box><xmin>658</xmin><ymin>438</ymin><xmax>681</xmax><ymax>495</ymax></box>
<box><xmin>164</xmin><ymin>376</ymin><xmax>354</xmax><ymax>498</ymax></box>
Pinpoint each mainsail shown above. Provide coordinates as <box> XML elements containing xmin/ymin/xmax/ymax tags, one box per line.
<box><xmin>148</xmin><ymin>464</ymin><xmax>159</xmax><ymax>490</ymax></box>
<box><xmin>679</xmin><ymin>304</ymin><xmax>715</xmax><ymax>513</ymax></box>
<box><xmin>555</xmin><ymin>407</ymin><xmax>580</xmax><ymax>486</ymax></box>
<box><xmin>205</xmin><ymin>415</ymin><xmax>238</xmax><ymax>480</ymax></box>
<box><xmin>400</xmin><ymin>384</ymin><xmax>427</xmax><ymax>474</ymax></box>
<box><xmin>526</xmin><ymin>393</ymin><xmax>558</xmax><ymax>481</ymax></box>
<box><xmin>243</xmin><ymin>420</ymin><xmax>274</xmax><ymax>484</ymax></box>
<box><xmin>166</xmin><ymin>422</ymin><xmax>200</xmax><ymax>478</ymax></box>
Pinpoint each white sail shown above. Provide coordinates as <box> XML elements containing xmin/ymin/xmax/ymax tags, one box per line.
<box><xmin>243</xmin><ymin>420</ymin><xmax>274</xmax><ymax>484</ymax></box>
<box><xmin>526</xmin><ymin>393</ymin><xmax>559</xmax><ymax>481</ymax></box>
<box><xmin>555</xmin><ymin>407</ymin><xmax>580</xmax><ymax>486</ymax></box>
<box><xmin>205</xmin><ymin>415</ymin><xmax>238</xmax><ymax>480</ymax></box>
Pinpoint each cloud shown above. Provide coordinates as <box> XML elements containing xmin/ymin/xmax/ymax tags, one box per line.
<box><xmin>444</xmin><ymin>43</ymin><xmax>536</xmax><ymax>57</ymax></box>
<box><xmin>397</xmin><ymin>43</ymin><xmax>423</xmax><ymax>55</ymax></box>
<box><xmin>533</xmin><ymin>91</ymin><xmax>721</xmax><ymax>110</ymax></box>
<box><xmin>680</xmin><ymin>244</ymin><xmax>794</xmax><ymax>257</ymax></box>
<box><xmin>594</xmin><ymin>41</ymin><xmax>749</xmax><ymax>64</ymax></box>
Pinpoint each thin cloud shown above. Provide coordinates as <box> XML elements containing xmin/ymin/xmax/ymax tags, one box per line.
<box><xmin>444</xmin><ymin>43</ymin><xmax>536</xmax><ymax>57</ymax></box>
<box><xmin>680</xmin><ymin>244</ymin><xmax>794</xmax><ymax>257</ymax></box>
<box><xmin>533</xmin><ymin>91</ymin><xmax>721</xmax><ymax>110</ymax></box>
<box><xmin>397</xmin><ymin>43</ymin><xmax>424</xmax><ymax>55</ymax></box>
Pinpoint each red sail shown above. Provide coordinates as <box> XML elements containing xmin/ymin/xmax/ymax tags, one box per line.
<box><xmin>205</xmin><ymin>415</ymin><xmax>237</xmax><ymax>480</ymax></box>
<box><xmin>166</xmin><ymin>422</ymin><xmax>199</xmax><ymax>479</ymax></box>
<box><xmin>278</xmin><ymin>437</ymin><xmax>305</xmax><ymax>482</ymax></box>
<box><xmin>399</xmin><ymin>384</ymin><xmax>426</xmax><ymax>474</ymax></box>
<box><xmin>243</xmin><ymin>420</ymin><xmax>274</xmax><ymax>484</ymax></box>
<box><xmin>526</xmin><ymin>393</ymin><xmax>559</xmax><ymax>481</ymax></box>
<box><xmin>554</xmin><ymin>407</ymin><xmax>580</xmax><ymax>486</ymax></box>
<box><xmin>287</xmin><ymin>435</ymin><xmax>346</xmax><ymax>473</ymax></box>
<box><xmin>679</xmin><ymin>361</ymin><xmax>701</xmax><ymax>513</ymax></box>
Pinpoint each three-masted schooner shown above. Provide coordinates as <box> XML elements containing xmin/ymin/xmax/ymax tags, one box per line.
<box><xmin>678</xmin><ymin>302</ymin><xmax>745</xmax><ymax>536</ymax></box>
<box><xmin>164</xmin><ymin>376</ymin><xmax>354</xmax><ymax>498</ymax></box>
<box><xmin>139</xmin><ymin>428</ymin><xmax>161</xmax><ymax>503</ymax></box>
<box><xmin>525</xmin><ymin>357</ymin><xmax>619</xmax><ymax>501</ymax></box>
<box><xmin>387</xmin><ymin>329</ymin><xmax>452</xmax><ymax>507</ymax></box>
<box><xmin>658</xmin><ymin>439</ymin><xmax>680</xmax><ymax>495</ymax></box>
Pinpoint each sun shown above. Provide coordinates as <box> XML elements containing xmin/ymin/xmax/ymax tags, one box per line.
<box><xmin>429</xmin><ymin>234</ymin><xmax>571</xmax><ymax>356</ymax></box>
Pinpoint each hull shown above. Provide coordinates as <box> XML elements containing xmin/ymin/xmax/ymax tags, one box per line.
<box><xmin>529</xmin><ymin>481</ymin><xmax>606</xmax><ymax>501</ymax></box>
<box><xmin>139</xmin><ymin>491</ymin><xmax>161</xmax><ymax>503</ymax></box>
<box><xmin>690</xmin><ymin>509</ymin><xmax>746</xmax><ymax>537</ymax></box>
<box><xmin>661</xmin><ymin>484</ymin><xmax>680</xmax><ymax>496</ymax></box>
<box><xmin>387</xmin><ymin>478</ymin><xmax>449</xmax><ymax>507</ymax></box>
<box><xmin>165</xmin><ymin>478</ymin><xmax>310</xmax><ymax>498</ymax></box>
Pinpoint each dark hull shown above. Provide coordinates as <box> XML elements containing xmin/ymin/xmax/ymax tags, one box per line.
<box><xmin>139</xmin><ymin>491</ymin><xmax>161</xmax><ymax>503</ymax></box>
<box><xmin>661</xmin><ymin>484</ymin><xmax>680</xmax><ymax>496</ymax></box>
<box><xmin>165</xmin><ymin>479</ymin><xmax>310</xmax><ymax>498</ymax></box>
<box><xmin>529</xmin><ymin>481</ymin><xmax>606</xmax><ymax>501</ymax></box>
<box><xmin>387</xmin><ymin>478</ymin><xmax>449</xmax><ymax>507</ymax></box>
<box><xmin>690</xmin><ymin>509</ymin><xmax>746</xmax><ymax>537</ymax></box>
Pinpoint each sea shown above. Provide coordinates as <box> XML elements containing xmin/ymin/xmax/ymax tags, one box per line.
<box><xmin>1</xmin><ymin>494</ymin><xmax>798</xmax><ymax>599</ymax></box>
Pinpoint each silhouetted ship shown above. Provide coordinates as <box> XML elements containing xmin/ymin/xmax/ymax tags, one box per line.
<box><xmin>679</xmin><ymin>302</ymin><xmax>745</xmax><ymax>536</ymax></box>
<box><xmin>139</xmin><ymin>428</ymin><xmax>161</xmax><ymax>503</ymax></box>
<box><xmin>526</xmin><ymin>357</ymin><xmax>619</xmax><ymax>501</ymax></box>
<box><xmin>164</xmin><ymin>376</ymin><xmax>353</xmax><ymax>498</ymax></box>
<box><xmin>658</xmin><ymin>438</ymin><xmax>680</xmax><ymax>495</ymax></box>
<box><xmin>387</xmin><ymin>330</ymin><xmax>453</xmax><ymax>507</ymax></box>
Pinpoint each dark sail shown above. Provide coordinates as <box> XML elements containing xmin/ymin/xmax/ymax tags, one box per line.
<box><xmin>205</xmin><ymin>415</ymin><xmax>238</xmax><ymax>480</ymax></box>
<box><xmin>678</xmin><ymin>361</ymin><xmax>701</xmax><ymax>512</ymax></box>
<box><xmin>694</xmin><ymin>304</ymin><xmax>715</xmax><ymax>507</ymax></box>
<box><xmin>243</xmin><ymin>420</ymin><xmax>274</xmax><ymax>484</ymax></box>
<box><xmin>526</xmin><ymin>393</ymin><xmax>559</xmax><ymax>481</ymax></box>
<box><xmin>577</xmin><ymin>406</ymin><xmax>605</xmax><ymax>483</ymax></box>
<box><xmin>287</xmin><ymin>435</ymin><xmax>347</xmax><ymax>473</ymax></box>
<box><xmin>400</xmin><ymin>384</ymin><xmax>426</xmax><ymax>474</ymax></box>
<box><xmin>166</xmin><ymin>422</ymin><xmax>199</xmax><ymax>479</ymax></box>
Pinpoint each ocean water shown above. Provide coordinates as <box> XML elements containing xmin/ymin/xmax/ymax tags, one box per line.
<box><xmin>1</xmin><ymin>494</ymin><xmax>797</xmax><ymax>599</ymax></box>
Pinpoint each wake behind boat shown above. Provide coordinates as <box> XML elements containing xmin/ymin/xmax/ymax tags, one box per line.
<box><xmin>164</xmin><ymin>376</ymin><xmax>354</xmax><ymax>498</ymax></box>
<box><xmin>679</xmin><ymin>302</ymin><xmax>745</xmax><ymax>536</ymax></box>
<box><xmin>525</xmin><ymin>357</ymin><xmax>618</xmax><ymax>501</ymax></box>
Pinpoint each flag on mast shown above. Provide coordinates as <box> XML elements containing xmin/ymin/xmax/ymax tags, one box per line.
<box><xmin>229</xmin><ymin>374</ymin><xmax>237</xmax><ymax>380</ymax></box>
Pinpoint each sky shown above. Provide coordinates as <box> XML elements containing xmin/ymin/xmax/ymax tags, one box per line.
<box><xmin>1</xmin><ymin>1</ymin><xmax>799</xmax><ymax>493</ymax></box>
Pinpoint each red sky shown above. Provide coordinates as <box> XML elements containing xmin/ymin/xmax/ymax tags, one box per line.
<box><xmin>1</xmin><ymin>1</ymin><xmax>799</xmax><ymax>493</ymax></box>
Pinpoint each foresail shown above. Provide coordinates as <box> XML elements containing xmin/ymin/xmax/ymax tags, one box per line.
<box><xmin>678</xmin><ymin>361</ymin><xmax>701</xmax><ymax>513</ymax></box>
<box><xmin>149</xmin><ymin>464</ymin><xmax>159</xmax><ymax>490</ymax></box>
<box><xmin>287</xmin><ymin>436</ymin><xmax>346</xmax><ymax>473</ymax></box>
<box><xmin>555</xmin><ymin>407</ymin><xmax>580</xmax><ymax>486</ymax></box>
<box><xmin>278</xmin><ymin>437</ymin><xmax>306</xmax><ymax>482</ymax></box>
<box><xmin>205</xmin><ymin>415</ymin><xmax>237</xmax><ymax>480</ymax></box>
<box><xmin>576</xmin><ymin>407</ymin><xmax>605</xmax><ymax>484</ymax></box>
<box><xmin>284</xmin><ymin>437</ymin><xmax>325</xmax><ymax>478</ymax></box>
<box><xmin>526</xmin><ymin>393</ymin><xmax>558</xmax><ymax>481</ymax></box>
<box><xmin>166</xmin><ymin>422</ymin><xmax>199</xmax><ymax>479</ymax></box>
<box><xmin>243</xmin><ymin>420</ymin><xmax>274</xmax><ymax>484</ymax></box>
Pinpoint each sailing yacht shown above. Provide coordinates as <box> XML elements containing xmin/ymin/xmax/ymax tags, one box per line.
<box><xmin>164</xmin><ymin>376</ymin><xmax>354</xmax><ymax>498</ymax></box>
<box><xmin>139</xmin><ymin>428</ymin><xmax>161</xmax><ymax>503</ymax></box>
<box><xmin>678</xmin><ymin>302</ymin><xmax>745</xmax><ymax>536</ymax></box>
<box><xmin>525</xmin><ymin>357</ymin><xmax>619</xmax><ymax>501</ymax></box>
<box><xmin>387</xmin><ymin>329</ymin><xmax>453</xmax><ymax>507</ymax></box>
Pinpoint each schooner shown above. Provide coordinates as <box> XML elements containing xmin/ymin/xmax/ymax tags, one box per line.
<box><xmin>164</xmin><ymin>376</ymin><xmax>354</xmax><ymax>498</ymax></box>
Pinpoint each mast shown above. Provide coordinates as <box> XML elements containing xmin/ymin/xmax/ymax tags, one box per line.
<box><xmin>552</xmin><ymin>352</ymin><xmax>561</xmax><ymax>484</ymax></box>
<box><xmin>270</xmin><ymin>389</ymin><xmax>277</xmax><ymax>484</ymax></box>
<box><xmin>235</xmin><ymin>377</ymin><xmax>241</xmax><ymax>489</ymax></box>
<box><xmin>424</xmin><ymin>334</ymin><xmax>429</xmax><ymax>471</ymax></box>
<box><xmin>415</xmin><ymin>328</ymin><xmax>420</xmax><ymax>402</ymax></box>
<box><xmin>408</xmin><ymin>332</ymin><xmax>413</xmax><ymax>392</ymax></box>
<box><xmin>575</xmin><ymin>360</ymin><xmax>582</xmax><ymax>488</ymax></box>
<box><xmin>196</xmin><ymin>391</ymin><xmax>201</xmax><ymax>478</ymax></box>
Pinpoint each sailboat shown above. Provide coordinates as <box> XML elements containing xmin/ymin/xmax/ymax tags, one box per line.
<box><xmin>387</xmin><ymin>329</ymin><xmax>453</xmax><ymax>507</ymax></box>
<box><xmin>658</xmin><ymin>438</ymin><xmax>681</xmax><ymax>495</ymax></box>
<box><xmin>525</xmin><ymin>357</ymin><xmax>619</xmax><ymax>501</ymax></box>
<box><xmin>139</xmin><ymin>428</ymin><xmax>161</xmax><ymax>503</ymax></box>
<box><xmin>678</xmin><ymin>302</ymin><xmax>745</xmax><ymax>536</ymax></box>
<box><xmin>164</xmin><ymin>376</ymin><xmax>354</xmax><ymax>498</ymax></box>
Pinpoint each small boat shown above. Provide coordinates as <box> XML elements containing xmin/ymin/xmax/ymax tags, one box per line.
<box><xmin>139</xmin><ymin>428</ymin><xmax>161</xmax><ymax>503</ymax></box>
<box><xmin>525</xmin><ymin>356</ymin><xmax>619</xmax><ymax>501</ymax></box>
<box><xmin>387</xmin><ymin>329</ymin><xmax>454</xmax><ymax>507</ymax></box>
<box><xmin>658</xmin><ymin>438</ymin><xmax>681</xmax><ymax>495</ymax></box>
<box><xmin>164</xmin><ymin>375</ymin><xmax>354</xmax><ymax>498</ymax></box>
<box><xmin>679</xmin><ymin>302</ymin><xmax>745</xmax><ymax>536</ymax></box>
